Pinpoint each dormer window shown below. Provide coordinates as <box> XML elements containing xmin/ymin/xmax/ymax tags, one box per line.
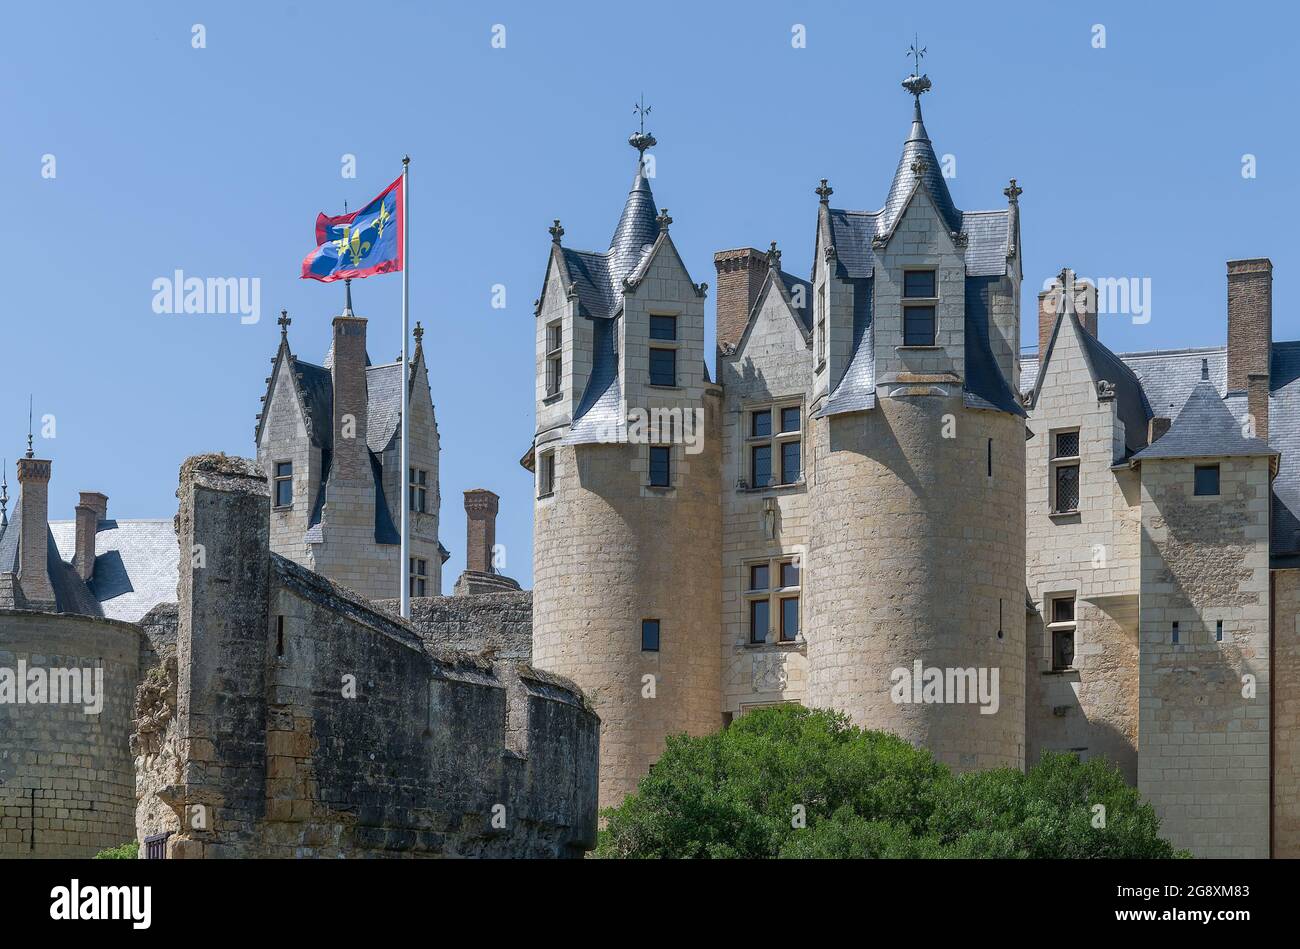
<box><xmin>650</xmin><ymin>315</ymin><xmax>677</xmax><ymax>340</ymax></box>
<box><xmin>902</xmin><ymin>270</ymin><xmax>937</xmax><ymax>346</ymax></box>
<box><xmin>273</xmin><ymin>461</ymin><xmax>293</xmax><ymax>508</ymax></box>
<box><xmin>545</xmin><ymin>322</ymin><xmax>562</xmax><ymax>396</ymax></box>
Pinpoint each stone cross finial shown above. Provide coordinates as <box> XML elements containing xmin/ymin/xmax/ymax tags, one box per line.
<box><xmin>549</xmin><ymin>219</ymin><xmax>564</xmax><ymax>244</ymax></box>
<box><xmin>656</xmin><ymin>208</ymin><xmax>672</xmax><ymax>230</ymax></box>
<box><xmin>816</xmin><ymin>178</ymin><xmax>833</xmax><ymax>204</ymax></box>
<box><xmin>766</xmin><ymin>241</ymin><xmax>782</xmax><ymax>270</ymax></box>
<box><xmin>278</xmin><ymin>309</ymin><xmax>291</xmax><ymax>338</ymax></box>
<box><xmin>910</xmin><ymin>158</ymin><xmax>928</xmax><ymax>178</ymax></box>
<box><xmin>414</xmin><ymin>321</ymin><xmax>424</xmax><ymax>347</ymax></box>
<box><xmin>1003</xmin><ymin>178</ymin><xmax>1023</xmax><ymax>204</ymax></box>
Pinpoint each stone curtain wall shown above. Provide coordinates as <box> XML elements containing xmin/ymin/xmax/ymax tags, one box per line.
<box><xmin>0</xmin><ymin>611</ymin><xmax>141</xmax><ymax>857</ymax></box>
<box><xmin>376</xmin><ymin>592</ymin><xmax>533</xmax><ymax>662</ymax></box>
<box><xmin>1138</xmin><ymin>456</ymin><xmax>1272</xmax><ymax>858</ymax></box>
<box><xmin>140</xmin><ymin>454</ymin><xmax>597</xmax><ymax>858</ymax></box>
<box><xmin>1272</xmin><ymin>568</ymin><xmax>1300</xmax><ymax>857</ymax></box>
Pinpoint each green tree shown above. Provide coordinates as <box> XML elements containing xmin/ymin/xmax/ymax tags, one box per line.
<box><xmin>595</xmin><ymin>705</ymin><xmax>1186</xmax><ymax>859</ymax></box>
<box><xmin>93</xmin><ymin>840</ymin><xmax>140</xmax><ymax>859</ymax></box>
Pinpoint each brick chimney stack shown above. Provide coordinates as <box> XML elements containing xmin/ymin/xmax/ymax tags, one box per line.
<box><xmin>464</xmin><ymin>489</ymin><xmax>499</xmax><ymax>575</ymax></box>
<box><xmin>1038</xmin><ymin>270</ymin><xmax>1098</xmax><ymax>366</ymax></box>
<box><xmin>331</xmin><ymin>314</ymin><xmax>370</xmax><ymax>482</ymax></box>
<box><xmin>1227</xmin><ymin>257</ymin><xmax>1272</xmax><ymax>387</ymax></box>
<box><xmin>714</xmin><ymin>248</ymin><xmax>769</xmax><ymax>354</ymax></box>
<box><xmin>73</xmin><ymin>491</ymin><xmax>107</xmax><ymax>581</ymax></box>
<box><xmin>15</xmin><ymin>456</ymin><xmax>55</xmax><ymax>608</ymax></box>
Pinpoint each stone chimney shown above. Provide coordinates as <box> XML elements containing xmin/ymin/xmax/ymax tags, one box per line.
<box><xmin>1148</xmin><ymin>416</ymin><xmax>1172</xmax><ymax>445</ymax></box>
<box><xmin>714</xmin><ymin>248</ymin><xmax>769</xmax><ymax>354</ymax></box>
<box><xmin>73</xmin><ymin>491</ymin><xmax>107</xmax><ymax>582</ymax></box>
<box><xmin>331</xmin><ymin>314</ymin><xmax>370</xmax><ymax>482</ymax></box>
<box><xmin>15</xmin><ymin>456</ymin><xmax>55</xmax><ymax>608</ymax></box>
<box><xmin>1227</xmin><ymin>258</ymin><xmax>1272</xmax><ymax>394</ymax></box>
<box><xmin>464</xmin><ymin>489</ymin><xmax>499</xmax><ymax>575</ymax></box>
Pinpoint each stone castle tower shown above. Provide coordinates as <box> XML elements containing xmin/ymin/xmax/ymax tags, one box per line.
<box><xmin>256</xmin><ymin>304</ymin><xmax>447</xmax><ymax>602</ymax></box>
<box><xmin>528</xmin><ymin>74</ymin><xmax>1026</xmax><ymax>808</ymax></box>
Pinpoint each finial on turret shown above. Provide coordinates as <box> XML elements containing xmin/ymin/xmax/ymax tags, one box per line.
<box><xmin>414</xmin><ymin>321</ymin><xmax>424</xmax><ymax>347</ymax></box>
<box><xmin>343</xmin><ymin>278</ymin><xmax>353</xmax><ymax>317</ymax></box>
<box><xmin>910</xmin><ymin>157</ymin><xmax>928</xmax><ymax>178</ymax></box>
<box><xmin>549</xmin><ymin>219</ymin><xmax>564</xmax><ymax>244</ymax></box>
<box><xmin>903</xmin><ymin>35</ymin><xmax>931</xmax><ymax>100</ymax></box>
<box><xmin>1004</xmin><ymin>178</ymin><xmax>1023</xmax><ymax>204</ymax></box>
<box><xmin>25</xmin><ymin>395</ymin><xmax>33</xmax><ymax>459</ymax></box>
<box><xmin>629</xmin><ymin>94</ymin><xmax>657</xmax><ymax>155</ymax></box>
<box><xmin>766</xmin><ymin>241</ymin><xmax>782</xmax><ymax>271</ymax></box>
<box><xmin>1</xmin><ymin>460</ymin><xmax>8</xmax><ymax>523</ymax></box>
<box><xmin>278</xmin><ymin>309</ymin><xmax>291</xmax><ymax>340</ymax></box>
<box><xmin>656</xmin><ymin>208</ymin><xmax>672</xmax><ymax>231</ymax></box>
<box><xmin>816</xmin><ymin>178</ymin><xmax>833</xmax><ymax>205</ymax></box>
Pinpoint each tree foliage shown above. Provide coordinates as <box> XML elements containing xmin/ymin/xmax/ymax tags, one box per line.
<box><xmin>596</xmin><ymin>705</ymin><xmax>1187</xmax><ymax>859</ymax></box>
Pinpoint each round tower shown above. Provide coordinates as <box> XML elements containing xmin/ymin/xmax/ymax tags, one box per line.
<box><xmin>530</xmin><ymin>127</ymin><xmax>722</xmax><ymax>809</ymax></box>
<box><xmin>803</xmin><ymin>69</ymin><xmax>1026</xmax><ymax>771</ymax></box>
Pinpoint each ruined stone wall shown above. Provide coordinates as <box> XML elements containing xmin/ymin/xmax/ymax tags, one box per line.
<box><xmin>805</xmin><ymin>396</ymin><xmax>1027</xmax><ymax>771</ymax></box>
<box><xmin>1137</xmin><ymin>455</ymin><xmax>1272</xmax><ymax>858</ymax></box>
<box><xmin>376</xmin><ymin>592</ymin><xmax>532</xmax><ymax>662</ymax></box>
<box><xmin>139</xmin><ymin>454</ymin><xmax>597</xmax><ymax>858</ymax></box>
<box><xmin>0</xmin><ymin>610</ymin><xmax>141</xmax><ymax>857</ymax></box>
<box><xmin>1273</xmin><ymin>567</ymin><xmax>1300</xmax><ymax>857</ymax></box>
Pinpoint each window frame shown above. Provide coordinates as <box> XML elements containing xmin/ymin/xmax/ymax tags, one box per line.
<box><xmin>1047</xmin><ymin>593</ymin><xmax>1076</xmax><ymax>671</ymax></box>
<box><xmin>273</xmin><ymin>460</ymin><xmax>293</xmax><ymax>509</ymax></box>
<box><xmin>408</xmin><ymin>557</ymin><xmax>428</xmax><ymax>598</ymax></box>
<box><xmin>901</xmin><ymin>268</ymin><xmax>938</xmax><ymax>347</ymax></box>
<box><xmin>743</xmin><ymin>555</ymin><xmax>802</xmax><ymax>645</ymax></box>
<box><xmin>743</xmin><ymin>400</ymin><xmax>803</xmax><ymax>489</ymax></box>
<box><xmin>1194</xmin><ymin>463</ymin><xmax>1221</xmax><ymax>497</ymax></box>
<box><xmin>545</xmin><ymin>321</ymin><xmax>563</xmax><ymax>397</ymax></box>
<box><xmin>641</xmin><ymin>618</ymin><xmax>660</xmax><ymax>652</ymax></box>
<box><xmin>649</xmin><ymin>444</ymin><xmax>672</xmax><ymax>488</ymax></box>
<box><xmin>538</xmin><ymin>449</ymin><xmax>555</xmax><ymax>499</ymax></box>
<box><xmin>1050</xmin><ymin>428</ymin><xmax>1081</xmax><ymax>514</ymax></box>
<box><xmin>408</xmin><ymin>467</ymin><xmax>428</xmax><ymax>513</ymax></box>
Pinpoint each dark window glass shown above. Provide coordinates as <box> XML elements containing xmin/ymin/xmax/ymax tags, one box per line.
<box><xmin>1054</xmin><ymin>464</ymin><xmax>1079</xmax><ymax>512</ymax></box>
<box><xmin>547</xmin><ymin>323</ymin><xmax>562</xmax><ymax>352</ymax></box>
<box><xmin>546</xmin><ymin>355</ymin><xmax>561</xmax><ymax>395</ymax></box>
<box><xmin>987</xmin><ymin>438</ymin><xmax>993</xmax><ymax>477</ymax></box>
<box><xmin>649</xmin><ymin>347</ymin><xmax>676</xmax><ymax>386</ymax></box>
<box><xmin>751</xmin><ymin>445</ymin><xmax>772</xmax><ymax>487</ymax></box>
<box><xmin>641</xmin><ymin>619</ymin><xmax>660</xmax><ymax>652</ymax></box>
<box><xmin>649</xmin><ymin>315</ymin><xmax>677</xmax><ymax>340</ymax></box>
<box><xmin>1052</xmin><ymin>629</ymin><xmax>1074</xmax><ymax>670</ymax></box>
<box><xmin>781</xmin><ymin>407</ymin><xmax>801</xmax><ymax>433</ymax></box>
<box><xmin>649</xmin><ymin>446</ymin><xmax>671</xmax><ymax>487</ymax></box>
<box><xmin>781</xmin><ymin>440</ymin><xmax>801</xmax><ymax>484</ymax></box>
<box><xmin>1054</xmin><ymin>431</ymin><xmax>1079</xmax><ymax>458</ymax></box>
<box><xmin>539</xmin><ymin>452</ymin><xmax>555</xmax><ymax>496</ymax></box>
<box><xmin>749</xmin><ymin>599</ymin><xmax>769</xmax><ymax>644</ymax></box>
<box><xmin>780</xmin><ymin>561</ymin><xmax>799</xmax><ymax>588</ymax></box>
<box><xmin>408</xmin><ymin>558</ymin><xmax>427</xmax><ymax>598</ymax></box>
<box><xmin>751</xmin><ymin>410</ymin><xmax>772</xmax><ymax>437</ymax></box>
<box><xmin>409</xmin><ymin>468</ymin><xmax>428</xmax><ymax>513</ymax></box>
<box><xmin>903</xmin><ymin>306</ymin><xmax>936</xmax><ymax>346</ymax></box>
<box><xmin>1216</xmin><ymin>620</ymin><xmax>1224</xmax><ymax>642</ymax></box>
<box><xmin>1194</xmin><ymin>464</ymin><xmax>1220</xmax><ymax>496</ymax></box>
<box><xmin>274</xmin><ymin>462</ymin><xmax>293</xmax><ymax>507</ymax></box>
<box><xmin>1172</xmin><ymin>621</ymin><xmax>1180</xmax><ymax>645</ymax></box>
<box><xmin>749</xmin><ymin>564</ymin><xmax>769</xmax><ymax>591</ymax></box>
<box><xmin>780</xmin><ymin>597</ymin><xmax>799</xmax><ymax>642</ymax></box>
<box><xmin>1052</xmin><ymin>597</ymin><xmax>1075</xmax><ymax>624</ymax></box>
<box><xmin>903</xmin><ymin>270</ymin><xmax>936</xmax><ymax>298</ymax></box>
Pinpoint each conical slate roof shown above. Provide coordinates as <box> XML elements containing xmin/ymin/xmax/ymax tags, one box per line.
<box><xmin>1132</xmin><ymin>380</ymin><xmax>1276</xmax><ymax>460</ymax></box>
<box><xmin>880</xmin><ymin>97</ymin><xmax>961</xmax><ymax>235</ymax></box>
<box><xmin>607</xmin><ymin>157</ymin><xmax>660</xmax><ymax>293</ymax></box>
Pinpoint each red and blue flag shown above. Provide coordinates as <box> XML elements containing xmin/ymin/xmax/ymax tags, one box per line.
<box><xmin>301</xmin><ymin>175</ymin><xmax>403</xmax><ymax>281</ymax></box>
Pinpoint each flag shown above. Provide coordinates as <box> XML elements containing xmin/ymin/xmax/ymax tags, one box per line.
<box><xmin>300</xmin><ymin>176</ymin><xmax>403</xmax><ymax>281</ymax></box>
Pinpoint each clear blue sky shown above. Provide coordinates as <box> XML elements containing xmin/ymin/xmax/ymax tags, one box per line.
<box><xmin>3</xmin><ymin>1</ymin><xmax>1294</xmax><ymax>586</ymax></box>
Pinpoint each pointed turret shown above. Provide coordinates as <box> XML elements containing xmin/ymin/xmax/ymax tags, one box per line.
<box><xmin>608</xmin><ymin>130</ymin><xmax>661</xmax><ymax>292</ymax></box>
<box><xmin>880</xmin><ymin>73</ymin><xmax>961</xmax><ymax>235</ymax></box>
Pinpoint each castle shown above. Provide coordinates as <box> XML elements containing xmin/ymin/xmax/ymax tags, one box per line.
<box><xmin>526</xmin><ymin>73</ymin><xmax>1300</xmax><ymax>858</ymax></box>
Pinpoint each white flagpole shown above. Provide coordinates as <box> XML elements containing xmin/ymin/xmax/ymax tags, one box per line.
<box><xmin>400</xmin><ymin>155</ymin><xmax>411</xmax><ymax>618</ymax></box>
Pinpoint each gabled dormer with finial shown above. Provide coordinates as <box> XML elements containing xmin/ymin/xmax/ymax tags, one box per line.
<box><xmin>811</xmin><ymin>59</ymin><xmax>1023</xmax><ymax>420</ymax></box>
<box><xmin>532</xmin><ymin>113</ymin><xmax>709</xmax><ymax>458</ymax></box>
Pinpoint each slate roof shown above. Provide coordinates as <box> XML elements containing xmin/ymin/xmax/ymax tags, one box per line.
<box><xmin>50</xmin><ymin>519</ymin><xmax>178</xmax><ymax>622</ymax></box>
<box><xmin>964</xmin><ymin>276</ymin><xmax>1027</xmax><ymax>417</ymax></box>
<box><xmin>1131</xmin><ymin>380</ymin><xmax>1275</xmax><ymax>461</ymax></box>
<box><xmin>817</xmin><ymin>277</ymin><xmax>876</xmax><ymax>418</ymax></box>
<box><xmin>566</xmin><ymin>314</ymin><xmax>624</xmax><ymax>444</ymax></box>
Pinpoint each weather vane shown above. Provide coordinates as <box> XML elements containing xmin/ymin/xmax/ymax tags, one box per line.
<box><xmin>633</xmin><ymin>94</ymin><xmax>652</xmax><ymax>136</ymax></box>
<box><xmin>908</xmin><ymin>35</ymin><xmax>926</xmax><ymax>76</ymax></box>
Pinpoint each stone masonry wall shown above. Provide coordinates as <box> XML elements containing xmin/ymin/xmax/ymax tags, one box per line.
<box><xmin>1137</xmin><ymin>455</ymin><xmax>1272</xmax><ymax>858</ymax></box>
<box><xmin>139</xmin><ymin>453</ymin><xmax>597</xmax><ymax>858</ymax></box>
<box><xmin>0</xmin><ymin>610</ymin><xmax>141</xmax><ymax>857</ymax></box>
<box><xmin>1273</xmin><ymin>567</ymin><xmax>1300</xmax><ymax>857</ymax></box>
<box><xmin>376</xmin><ymin>591</ymin><xmax>532</xmax><ymax>662</ymax></box>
